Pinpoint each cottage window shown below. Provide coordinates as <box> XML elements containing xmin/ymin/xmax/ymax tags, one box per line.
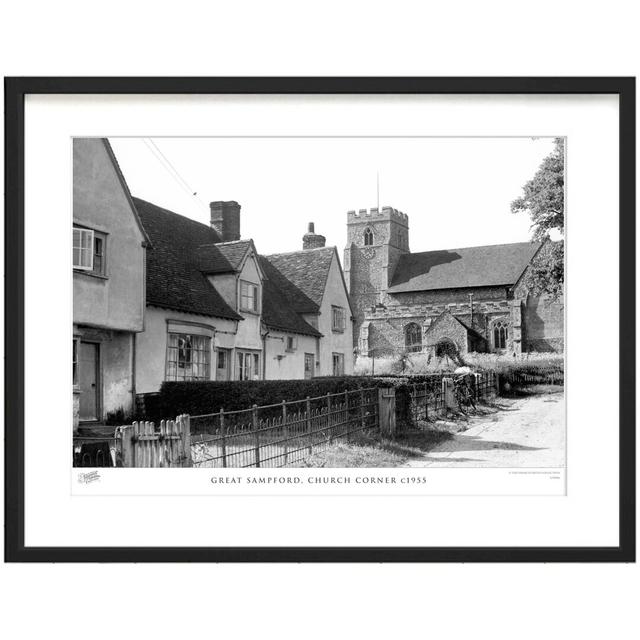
<box><xmin>493</xmin><ymin>321</ymin><xmax>508</xmax><ymax>350</ymax></box>
<box><xmin>240</xmin><ymin>280</ymin><xmax>259</xmax><ymax>312</ymax></box>
<box><xmin>332</xmin><ymin>352</ymin><xmax>345</xmax><ymax>376</ymax></box>
<box><xmin>332</xmin><ymin>306</ymin><xmax>346</xmax><ymax>332</ymax></box>
<box><xmin>73</xmin><ymin>227</ymin><xmax>94</xmax><ymax>270</ymax></box>
<box><xmin>285</xmin><ymin>336</ymin><xmax>297</xmax><ymax>352</ymax></box>
<box><xmin>92</xmin><ymin>233</ymin><xmax>106</xmax><ymax>275</ymax></box>
<box><xmin>73</xmin><ymin>227</ymin><xmax>107</xmax><ymax>275</ymax></box>
<box><xmin>237</xmin><ymin>351</ymin><xmax>261</xmax><ymax>380</ymax></box>
<box><xmin>363</xmin><ymin>227</ymin><xmax>374</xmax><ymax>246</ymax></box>
<box><xmin>405</xmin><ymin>322</ymin><xmax>422</xmax><ymax>353</ymax></box>
<box><xmin>165</xmin><ymin>333</ymin><xmax>211</xmax><ymax>381</ymax></box>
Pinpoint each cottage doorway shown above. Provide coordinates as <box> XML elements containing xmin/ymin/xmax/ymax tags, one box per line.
<box><xmin>216</xmin><ymin>348</ymin><xmax>231</xmax><ymax>381</ymax></box>
<box><xmin>78</xmin><ymin>341</ymin><xmax>100</xmax><ymax>421</ymax></box>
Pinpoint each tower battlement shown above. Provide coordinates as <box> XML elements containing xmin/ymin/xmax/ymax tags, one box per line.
<box><xmin>347</xmin><ymin>206</ymin><xmax>409</xmax><ymax>226</ymax></box>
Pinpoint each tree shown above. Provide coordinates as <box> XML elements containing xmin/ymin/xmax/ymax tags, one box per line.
<box><xmin>511</xmin><ymin>137</ymin><xmax>564</xmax><ymax>298</ymax></box>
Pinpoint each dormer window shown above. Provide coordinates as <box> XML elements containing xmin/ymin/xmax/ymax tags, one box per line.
<box><xmin>240</xmin><ymin>280</ymin><xmax>259</xmax><ymax>313</ymax></box>
<box><xmin>363</xmin><ymin>227</ymin><xmax>374</xmax><ymax>246</ymax></box>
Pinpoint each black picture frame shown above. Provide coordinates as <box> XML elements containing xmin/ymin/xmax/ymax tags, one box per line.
<box><xmin>4</xmin><ymin>77</ymin><xmax>635</xmax><ymax>563</ymax></box>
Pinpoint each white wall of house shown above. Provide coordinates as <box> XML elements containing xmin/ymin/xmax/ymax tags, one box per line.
<box><xmin>316</xmin><ymin>252</ymin><xmax>354</xmax><ymax>376</ymax></box>
<box><xmin>73</xmin><ymin>139</ymin><xmax>146</xmax><ymax>333</ymax></box>
<box><xmin>135</xmin><ymin>306</ymin><xmax>238</xmax><ymax>394</ymax></box>
<box><xmin>264</xmin><ymin>331</ymin><xmax>318</xmax><ymax>380</ymax></box>
<box><xmin>73</xmin><ymin>139</ymin><xmax>147</xmax><ymax>426</ymax></box>
<box><xmin>232</xmin><ymin>253</ymin><xmax>264</xmax><ymax>351</ymax></box>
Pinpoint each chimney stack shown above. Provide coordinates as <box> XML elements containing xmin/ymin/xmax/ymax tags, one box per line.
<box><xmin>303</xmin><ymin>222</ymin><xmax>326</xmax><ymax>250</ymax></box>
<box><xmin>210</xmin><ymin>201</ymin><xmax>241</xmax><ymax>242</ymax></box>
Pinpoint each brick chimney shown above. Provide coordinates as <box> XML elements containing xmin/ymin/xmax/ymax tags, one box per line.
<box><xmin>302</xmin><ymin>222</ymin><xmax>326</xmax><ymax>250</ymax></box>
<box><xmin>210</xmin><ymin>201</ymin><xmax>241</xmax><ymax>242</ymax></box>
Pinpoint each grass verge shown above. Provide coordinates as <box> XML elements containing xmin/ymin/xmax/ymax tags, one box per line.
<box><xmin>293</xmin><ymin>428</ymin><xmax>453</xmax><ymax>468</ymax></box>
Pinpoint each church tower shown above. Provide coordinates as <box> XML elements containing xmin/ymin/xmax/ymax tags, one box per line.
<box><xmin>343</xmin><ymin>206</ymin><xmax>410</xmax><ymax>349</ymax></box>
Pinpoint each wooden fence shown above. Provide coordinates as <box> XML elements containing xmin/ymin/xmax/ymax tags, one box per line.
<box><xmin>74</xmin><ymin>415</ymin><xmax>192</xmax><ymax>468</ymax></box>
<box><xmin>116</xmin><ymin>415</ymin><xmax>192</xmax><ymax>468</ymax></box>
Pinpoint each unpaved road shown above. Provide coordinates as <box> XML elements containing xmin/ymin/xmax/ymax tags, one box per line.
<box><xmin>403</xmin><ymin>391</ymin><xmax>565</xmax><ymax>468</ymax></box>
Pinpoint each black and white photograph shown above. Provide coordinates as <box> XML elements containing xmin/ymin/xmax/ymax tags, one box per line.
<box><xmin>6</xmin><ymin>76</ymin><xmax>632</xmax><ymax>565</ymax></box>
<box><xmin>72</xmin><ymin>135</ymin><xmax>565</xmax><ymax>473</ymax></box>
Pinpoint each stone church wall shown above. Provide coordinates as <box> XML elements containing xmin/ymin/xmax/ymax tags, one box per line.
<box><xmin>523</xmin><ymin>294</ymin><xmax>564</xmax><ymax>352</ymax></box>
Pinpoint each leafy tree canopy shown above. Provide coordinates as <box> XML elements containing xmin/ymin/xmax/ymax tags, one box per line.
<box><xmin>511</xmin><ymin>138</ymin><xmax>564</xmax><ymax>298</ymax></box>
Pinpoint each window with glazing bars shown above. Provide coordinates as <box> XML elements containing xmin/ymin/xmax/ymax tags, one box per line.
<box><xmin>165</xmin><ymin>333</ymin><xmax>211</xmax><ymax>381</ymax></box>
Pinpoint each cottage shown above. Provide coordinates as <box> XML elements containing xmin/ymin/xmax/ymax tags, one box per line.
<box><xmin>131</xmin><ymin>198</ymin><xmax>352</xmax><ymax>394</ymax></box>
<box><xmin>72</xmin><ymin>139</ymin><xmax>150</xmax><ymax>431</ymax></box>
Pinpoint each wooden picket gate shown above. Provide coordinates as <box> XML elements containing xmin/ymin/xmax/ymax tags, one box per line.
<box><xmin>116</xmin><ymin>414</ymin><xmax>192</xmax><ymax>467</ymax></box>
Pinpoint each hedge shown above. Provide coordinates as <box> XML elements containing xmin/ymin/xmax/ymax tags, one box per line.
<box><xmin>150</xmin><ymin>375</ymin><xmax>444</xmax><ymax>423</ymax></box>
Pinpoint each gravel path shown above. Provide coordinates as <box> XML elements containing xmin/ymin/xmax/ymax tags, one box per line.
<box><xmin>403</xmin><ymin>391</ymin><xmax>565</xmax><ymax>468</ymax></box>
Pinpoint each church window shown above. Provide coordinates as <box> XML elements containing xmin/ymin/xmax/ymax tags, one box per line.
<box><xmin>493</xmin><ymin>321</ymin><xmax>508</xmax><ymax>349</ymax></box>
<box><xmin>405</xmin><ymin>322</ymin><xmax>422</xmax><ymax>353</ymax></box>
<box><xmin>363</xmin><ymin>227</ymin><xmax>374</xmax><ymax>246</ymax></box>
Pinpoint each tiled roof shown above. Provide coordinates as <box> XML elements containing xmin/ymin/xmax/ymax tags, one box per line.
<box><xmin>260</xmin><ymin>270</ymin><xmax>322</xmax><ymax>337</ymax></box>
<box><xmin>263</xmin><ymin>247</ymin><xmax>335</xmax><ymax>312</ymax></box>
<box><xmin>215</xmin><ymin>240</ymin><xmax>253</xmax><ymax>271</ymax></box>
<box><xmin>196</xmin><ymin>244</ymin><xmax>234</xmax><ymax>274</ymax></box>
<box><xmin>258</xmin><ymin>255</ymin><xmax>319</xmax><ymax>314</ymax></box>
<box><xmin>132</xmin><ymin>197</ymin><xmax>242</xmax><ymax>320</ymax></box>
<box><xmin>388</xmin><ymin>241</ymin><xmax>542</xmax><ymax>293</ymax></box>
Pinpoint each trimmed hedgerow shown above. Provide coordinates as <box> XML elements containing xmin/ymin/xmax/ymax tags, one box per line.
<box><xmin>151</xmin><ymin>375</ymin><xmax>436</xmax><ymax>422</ymax></box>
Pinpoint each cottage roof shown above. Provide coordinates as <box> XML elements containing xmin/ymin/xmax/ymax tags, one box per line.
<box><xmin>388</xmin><ymin>241</ymin><xmax>542</xmax><ymax>293</ymax></box>
<box><xmin>134</xmin><ymin>197</ymin><xmax>321</xmax><ymax>337</ymax></box>
<box><xmin>132</xmin><ymin>197</ymin><xmax>242</xmax><ymax>320</ymax></box>
<box><xmin>103</xmin><ymin>139</ymin><xmax>152</xmax><ymax>247</ymax></box>
<box><xmin>259</xmin><ymin>262</ymin><xmax>322</xmax><ymax>337</ymax></box>
<box><xmin>263</xmin><ymin>247</ymin><xmax>336</xmax><ymax>313</ymax></box>
<box><xmin>196</xmin><ymin>240</ymin><xmax>255</xmax><ymax>274</ymax></box>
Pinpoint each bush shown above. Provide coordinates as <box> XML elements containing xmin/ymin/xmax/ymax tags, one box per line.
<box><xmin>355</xmin><ymin>351</ymin><xmax>564</xmax><ymax>379</ymax></box>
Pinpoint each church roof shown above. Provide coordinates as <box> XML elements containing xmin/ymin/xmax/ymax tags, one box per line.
<box><xmin>262</xmin><ymin>247</ymin><xmax>336</xmax><ymax>313</ymax></box>
<box><xmin>133</xmin><ymin>197</ymin><xmax>242</xmax><ymax>320</ymax></box>
<box><xmin>388</xmin><ymin>241</ymin><xmax>542</xmax><ymax>293</ymax></box>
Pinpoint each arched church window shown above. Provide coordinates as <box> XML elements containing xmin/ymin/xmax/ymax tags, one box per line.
<box><xmin>493</xmin><ymin>321</ymin><xmax>508</xmax><ymax>349</ymax></box>
<box><xmin>363</xmin><ymin>227</ymin><xmax>374</xmax><ymax>246</ymax></box>
<box><xmin>405</xmin><ymin>322</ymin><xmax>422</xmax><ymax>353</ymax></box>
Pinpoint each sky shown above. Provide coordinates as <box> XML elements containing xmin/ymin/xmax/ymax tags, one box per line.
<box><xmin>109</xmin><ymin>136</ymin><xmax>556</xmax><ymax>256</ymax></box>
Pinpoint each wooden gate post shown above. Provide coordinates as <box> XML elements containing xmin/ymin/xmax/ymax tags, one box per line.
<box><xmin>378</xmin><ymin>387</ymin><xmax>396</xmax><ymax>438</ymax></box>
<box><xmin>179</xmin><ymin>414</ymin><xmax>192</xmax><ymax>467</ymax></box>
<box><xmin>442</xmin><ymin>377</ymin><xmax>456</xmax><ymax>413</ymax></box>
<box><xmin>118</xmin><ymin>425</ymin><xmax>135</xmax><ymax>468</ymax></box>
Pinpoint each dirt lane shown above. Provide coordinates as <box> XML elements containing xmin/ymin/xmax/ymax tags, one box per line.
<box><xmin>403</xmin><ymin>391</ymin><xmax>565</xmax><ymax>468</ymax></box>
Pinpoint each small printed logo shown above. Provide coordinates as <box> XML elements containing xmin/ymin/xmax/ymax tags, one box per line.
<box><xmin>78</xmin><ymin>470</ymin><xmax>101</xmax><ymax>484</ymax></box>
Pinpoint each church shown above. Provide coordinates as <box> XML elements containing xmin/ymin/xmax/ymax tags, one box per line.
<box><xmin>343</xmin><ymin>206</ymin><xmax>563</xmax><ymax>360</ymax></box>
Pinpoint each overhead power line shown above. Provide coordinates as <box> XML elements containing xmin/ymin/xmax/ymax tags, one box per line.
<box><xmin>141</xmin><ymin>138</ymin><xmax>208</xmax><ymax>213</ymax></box>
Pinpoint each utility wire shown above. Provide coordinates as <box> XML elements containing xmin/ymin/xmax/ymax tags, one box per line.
<box><xmin>141</xmin><ymin>138</ymin><xmax>209</xmax><ymax>213</ymax></box>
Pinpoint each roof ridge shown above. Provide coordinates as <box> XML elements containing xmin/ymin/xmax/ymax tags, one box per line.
<box><xmin>408</xmin><ymin>240</ymin><xmax>540</xmax><ymax>255</ymax></box>
<box><xmin>215</xmin><ymin>239</ymin><xmax>251</xmax><ymax>246</ymax></box>
<box><xmin>266</xmin><ymin>246</ymin><xmax>336</xmax><ymax>257</ymax></box>
<box><xmin>132</xmin><ymin>195</ymin><xmax>213</xmax><ymax>229</ymax></box>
